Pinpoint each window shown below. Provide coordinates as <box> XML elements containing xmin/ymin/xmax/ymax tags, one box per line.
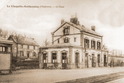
<box><xmin>52</xmin><ymin>53</ymin><xmax>57</xmax><ymax>63</ymax></box>
<box><xmin>0</xmin><ymin>47</ymin><xmax>2</xmax><ymax>52</ymax></box>
<box><xmin>27</xmin><ymin>51</ymin><xmax>30</xmax><ymax>58</ymax></box>
<box><xmin>20</xmin><ymin>51</ymin><xmax>24</xmax><ymax>56</ymax></box>
<box><xmin>58</xmin><ymin>39</ymin><xmax>60</xmax><ymax>43</ymax></box>
<box><xmin>91</xmin><ymin>40</ymin><xmax>95</xmax><ymax>49</ymax></box>
<box><xmin>74</xmin><ymin>37</ymin><xmax>76</xmax><ymax>42</ymax></box>
<box><xmin>33</xmin><ymin>52</ymin><xmax>36</xmax><ymax>57</ymax></box>
<box><xmin>27</xmin><ymin>45</ymin><xmax>29</xmax><ymax>49</ymax></box>
<box><xmin>62</xmin><ymin>53</ymin><xmax>67</xmax><ymax>59</ymax></box>
<box><xmin>33</xmin><ymin>46</ymin><xmax>35</xmax><ymax>49</ymax></box>
<box><xmin>84</xmin><ymin>39</ymin><xmax>89</xmax><ymax>48</ymax></box>
<box><xmin>97</xmin><ymin>42</ymin><xmax>101</xmax><ymax>50</ymax></box>
<box><xmin>64</xmin><ymin>37</ymin><xmax>69</xmax><ymax>43</ymax></box>
<box><xmin>63</xmin><ymin>26</ymin><xmax>70</xmax><ymax>35</ymax></box>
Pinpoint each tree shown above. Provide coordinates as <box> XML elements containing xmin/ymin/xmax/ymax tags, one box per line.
<box><xmin>0</xmin><ymin>28</ymin><xmax>8</xmax><ymax>38</ymax></box>
<box><xmin>42</xmin><ymin>38</ymin><xmax>51</xmax><ymax>46</ymax></box>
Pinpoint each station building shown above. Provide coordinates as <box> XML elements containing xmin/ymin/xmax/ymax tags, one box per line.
<box><xmin>39</xmin><ymin>16</ymin><xmax>108</xmax><ymax>69</ymax></box>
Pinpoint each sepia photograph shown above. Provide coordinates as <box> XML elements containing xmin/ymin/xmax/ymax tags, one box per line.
<box><xmin>0</xmin><ymin>0</ymin><xmax>124</xmax><ymax>83</ymax></box>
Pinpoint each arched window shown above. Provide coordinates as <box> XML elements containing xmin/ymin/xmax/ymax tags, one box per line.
<box><xmin>63</xmin><ymin>26</ymin><xmax>70</xmax><ymax>35</ymax></box>
<box><xmin>64</xmin><ymin>37</ymin><xmax>70</xmax><ymax>43</ymax></box>
<box><xmin>84</xmin><ymin>38</ymin><xmax>89</xmax><ymax>48</ymax></box>
<box><xmin>42</xmin><ymin>52</ymin><xmax>47</xmax><ymax>63</ymax></box>
<box><xmin>52</xmin><ymin>51</ymin><xmax>57</xmax><ymax>63</ymax></box>
<box><xmin>91</xmin><ymin>40</ymin><xmax>95</xmax><ymax>49</ymax></box>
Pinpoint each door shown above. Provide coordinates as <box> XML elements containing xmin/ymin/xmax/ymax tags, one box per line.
<box><xmin>62</xmin><ymin>53</ymin><xmax>67</xmax><ymax>69</ymax></box>
<box><xmin>85</xmin><ymin>53</ymin><xmax>88</xmax><ymax>68</ymax></box>
<box><xmin>104</xmin><ymin>55</ymin><xmax>107</xmax><ymax>66</ymax></box>
<box><xmin>97</xmin><ymin>54</ymin><xmax>100</xmax><ymax>67</ymax></box>
<box><xmin>75</xmin><ymin>53</ymin><xmax>79</xmax><ymax>68</ymax></box>
<box><xmin>92</xmin><ymin>54</ymin><xmax>96</xmax><ymax>67</ymax></box>
<box><xmin>43</xmin><ymin>54</ymin><xmax>47</xmax><ymax>68</ymax></box>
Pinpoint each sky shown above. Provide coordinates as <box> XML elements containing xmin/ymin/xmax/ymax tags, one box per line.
<box><xmin>0</xmin><ymin>0</ymin><xmax>124</xmax><ymax>51</ymax></box>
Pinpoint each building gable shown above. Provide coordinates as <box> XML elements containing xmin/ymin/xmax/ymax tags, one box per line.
<box><xmin>52</xmin><ymin>22</ymin><xmax>81</xmax><ymax>36</ymax></box>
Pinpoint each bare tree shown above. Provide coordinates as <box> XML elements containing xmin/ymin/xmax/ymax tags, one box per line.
<box><xmin>42</xmin><ymin>38</ymin><xmax>51</xmax><ymax>46</ymax></box>
<box><xmin>0</xmin><ymin>28</ymin><xmax>9</xmax><ymax>38</ymax></box>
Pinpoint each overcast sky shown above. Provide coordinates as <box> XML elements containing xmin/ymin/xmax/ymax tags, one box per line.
<box><xmin>0</xmin><ymin>0</ymin><xmax>124</xmax><ymax>51</ymax></box>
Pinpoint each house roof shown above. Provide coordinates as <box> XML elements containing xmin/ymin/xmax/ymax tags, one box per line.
<box><xmin>8</xmin><ymin>35</ymin><xmax>38</xmax><ymax>46</ymax></box>
<box><xmin>52</xmin><ymin>21</ymin><xmax>102</xmax><ymax>37</ymax></box>
<box><xmin>0</xmin><ymin>37</ymin><xmax>13</xmax><ymax>45</ymax></box>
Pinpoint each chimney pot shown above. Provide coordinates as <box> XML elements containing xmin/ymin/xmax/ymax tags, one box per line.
<box><xmin>91</xmin><ymin>26</ymin><xmax>95</xmax><ymax>31</ymax></box>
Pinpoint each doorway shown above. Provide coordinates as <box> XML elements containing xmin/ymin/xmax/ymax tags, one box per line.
<box><xmin>97</xmin><ymin>54</ymin><xmax>100</xmax><ymax>67</ymax></box>
<box><xmin>85</xmin><ymin>53</ymin><xmax>88</xmax><ymax>68</ymax></box>
<box><xmin>62</xmin><ymin>52</ymin><xmax>67</xmax><ymax>69</ymax></box>
<box><xmin>75</xmin><ymin>52</ymin><xmax>79</xmax><ymax>68</ymax></box>
<box><xmin>104</xmin><ymin>55</ymin><xmax>107</xmax><ymax>67</ymax></box>
<box><xmin>43</xmin><ymin>53</ymin><xmax>47</xmax><ymax>69</ymax></box>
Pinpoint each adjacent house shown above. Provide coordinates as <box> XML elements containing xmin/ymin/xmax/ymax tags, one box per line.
<box><xmin>39</xmin><ymin>16</ymin><xmax>108</xmax><ymax>69</ymax></box>
<box><xmin>8</xmin><ymin>35</ymin><xmax>39</xmax><ymax>61</ymax></box>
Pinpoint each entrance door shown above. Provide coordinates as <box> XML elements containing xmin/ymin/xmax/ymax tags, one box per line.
<box><xmin>62</xmin><ymin>53</ymin><xmax>67</xmax><ymax>69</ymax></box>
<box><xmin>85</xmin><ymin>53</ymin><xmax>88</xmax><ymax>68</ymax></box>
<box><xmin>104</xmin><ymin>55</ymin><xmax>107</xmax><ymax>66</ymax></box>
<box><xmin>97</xmin><ymin>54</ymin><xmax>100</xmax><ymax>67</ymax></box>
<box><xmin>43</xmin><ymin>53</ymin><xmax>47</xmax><ymax>69</ymax></box>
<box><xmin>52</xmin><ymin>53</ymin><xmax>57</xmax><ymax>68</ymax></box>
<box><xmin>75</xmin><ymin>53</ymin><xmax>79</xmax><ymax>68</ymax></box>
<box><xmin>92</xmin><ymin>54</ymin><xmax>96</xmax><ymax>67</ymax></box>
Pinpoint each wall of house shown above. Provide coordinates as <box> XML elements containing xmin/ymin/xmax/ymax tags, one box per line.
<box><xmin>53</xmin><ymin>23</ymin><xmax>81</xmax><ymax>46</ymax></box>
<box><xmin>17</xmin><ymin>44</ymin><xmax>39</xmax><ymax>59</ymax></box>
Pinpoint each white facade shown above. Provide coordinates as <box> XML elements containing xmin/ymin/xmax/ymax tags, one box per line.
<box><xmin>40</xmin><ymin>17</ymin><xmax>108</xmax><ymax>69</ymax></box>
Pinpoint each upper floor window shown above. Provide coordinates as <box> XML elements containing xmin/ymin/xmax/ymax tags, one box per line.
<box><xmin>33</xmin><ymin>46</ymin><xmax>35</xmax><ymax>49</ymax></box>
<box><xmin>58</xmin><ymin>39</ymin><xmax>60</xmax><ymax>43</ymax></box>
<box><xmin>97</xmin><ymin>41</ymin><xmax>101</xmax><ymax>50</ymax></box>
<box><xmin>84</xmin><ymin>38</ymin><xmax>89</xmax><ymax>48</ymax></box>
<box><xmin>33</xmin><ymin>52</ymin><xmax>36</xmax><ymax>57</ymax></box>
<box><xmin>91</xmin><ymin>40</ymin><xmax>95</xmax><ymax>49</ymax></box>
<box><xmin>64</xmin><ymin>37</ymin><xmax>69</xmax><ymax>43</ymax></box>
<box><xmin>20</xmin><ymin>51</ymin><xmax>24</xmax><ymax>56</ymax></box>
<box><xmin>63</xmin><ymin>26</ymin><xmax>70</xmax><ymax>35</ymax></box>
<box><xmin>74</xmin><ymin>37</ymin><xmax>76</xmax><ymax>42</ymax></box>
<box><xmin>27</xmin><ymin>45</ymin><xmax>29</xmax><ymax>49</ymax></box>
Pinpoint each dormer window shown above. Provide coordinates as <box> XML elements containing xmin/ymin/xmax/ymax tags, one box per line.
<box><xmin>64</xmin><ymin>37</ymin><xmax>69</xmax><ymax>43</ymax></box>
<box><xmin>63</xmin><ymin>26</ymin><xmax>70</xmax><ymax>35</ymax></box>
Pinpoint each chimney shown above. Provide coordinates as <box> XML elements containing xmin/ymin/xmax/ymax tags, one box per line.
<box><xmin>61</xmin><ymin>19</ymin><xmax>64</xmax><ymax>24</ymax></box>
<box><xmin>91</xmin><ymin>26</ymin><xmax>95</xmax><ymax>31</ymax></box>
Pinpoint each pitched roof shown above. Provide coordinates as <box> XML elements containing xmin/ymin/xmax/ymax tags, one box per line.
<box><xmin>0</xmin><ymin>37</ymin><xmax>13</xmax><ymax>44</ymax></box>
<box><xmin>8</xmin><ymin>35</ymin><xmax>38</xmax><ymax>46</ymax></box>
<box><xmin>52</xmin><ymin>21</ymin><xmax>102</xmax><ymax>37</ymax></box>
